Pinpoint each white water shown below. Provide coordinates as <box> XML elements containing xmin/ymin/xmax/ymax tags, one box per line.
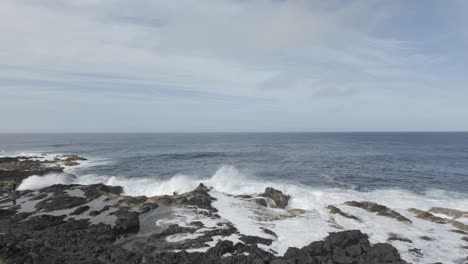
<box><xmin>15</xmin><ymin>155</ymin><xmax>468</xmax><ymax>264</ymax></box>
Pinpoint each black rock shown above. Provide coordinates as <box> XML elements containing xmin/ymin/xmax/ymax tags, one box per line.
<box><xmin>259</xmin><ymin>187</ymin><xmax>290</xmax><ymax>209</ymax></box>
<box><xmin>344</xmin><ymin>201</ymin><xmax>412</xmax><ymax>223</ymax></box>
<box><xmin>112</xmin><ymin>209</ymin><xmax>140</xmax><ymax>234</ymax></box>
<box><xmin>36</xmin><ymin>194</ymin><xmax>88</xmax><ymax>212</ymax></box>
<box><xmin>388</xmin><ymin>233</ymin><xmax>413</xmax><ymax>243</ymax></box>
<box><xmin>239</xmin><ymin>235</ymin><xmax>274</xmax><ymax>246</ymax></box>
<box><xmin>71</xmin><ymin>205</ymin><xmax>90</xmax><ymax>215</ymax></box>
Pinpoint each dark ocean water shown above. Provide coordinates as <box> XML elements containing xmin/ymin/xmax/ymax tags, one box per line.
<box><xmin>1</xmin><ymin>132</ymin><xmax>467</xmax><ymax>193</ymax></box>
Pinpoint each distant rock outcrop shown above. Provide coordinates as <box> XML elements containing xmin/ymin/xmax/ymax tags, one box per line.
<box><xmin>344</xmin><ymin>201</ymin><xmax>412</xmax><ymax>223</ymax></box>
<box><xmin>258</xmin><ymin>187</ymin><xmax>290</xmax><ymax>209</ymax></box>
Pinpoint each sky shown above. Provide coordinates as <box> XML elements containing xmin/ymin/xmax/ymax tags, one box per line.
<box><xmin>1</xmin><ymin>0</ymin><xmax>467</xmax><ymax>133</ymax></box>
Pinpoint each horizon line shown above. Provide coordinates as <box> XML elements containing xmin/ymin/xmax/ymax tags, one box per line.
<box><xmin>1</xmin><ymin>131</ymin><xmax>467</xmax><ymax>134</ymax></box>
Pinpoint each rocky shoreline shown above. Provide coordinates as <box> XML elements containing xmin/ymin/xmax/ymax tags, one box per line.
<box><xmin>0</xmin><ymin>155</ymin><xmax>466</xmax><ymax>263</ymax></box>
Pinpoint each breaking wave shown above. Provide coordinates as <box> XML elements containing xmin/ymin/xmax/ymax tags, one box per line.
<box><xmin>16</xmin><ymin>163</ymin><xmax>468</xmax><ymax>263</ymax></box>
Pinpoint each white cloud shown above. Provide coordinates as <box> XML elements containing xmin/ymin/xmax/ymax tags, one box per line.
<box><xmin>0</xmin><ymin>0</ymin><xmax>466</xmax><ymax>132</ymax></box>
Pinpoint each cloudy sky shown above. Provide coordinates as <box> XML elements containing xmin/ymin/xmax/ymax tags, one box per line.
<box><xmin>1</xmin><ymin>0</ymin><xmax>467</xmax><ymax>132</ymax></box>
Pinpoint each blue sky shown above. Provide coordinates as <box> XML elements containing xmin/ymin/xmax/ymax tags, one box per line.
<box><xmin>0</xmin><ymin>0</ymin><xmax>467</xmax><ymax>132</ymax></box>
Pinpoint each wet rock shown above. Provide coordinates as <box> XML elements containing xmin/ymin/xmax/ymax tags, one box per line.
<box><xmin>61</xmin><ymin>154</ymin><xmax>87</xmax><ymax>163</ymax></box>
<box><xmin>71</xmin><ymin>205</ymin><xmax>90</xmax><ymax>215</ymax></box>
<box><xmin>344</xmin><ymin>201</ymin><xmax>412</xmax><ymax>223</ymax></box>
<box><xmin>239</xmin><ymin>235</ymin><xmax>273</xmax><ymax>246</ymax></box>
<box><xmin>63</xmin><ymin>160</ymin><xmax>80</xmax><ymax>166</ymax></box>
<box><xmin>89</xmin><ymin>210</ymin><xmax>101</xmax><ymax>216</ymax></box>
<box><xmin>0</xmin><ymin>156</ymin><xmax>64</xmax><ymax>183</ymax></box>
<box><xmin>119</xmin><ymin>195</ymin><xmax>148</xmax><ymax>206</ymax></box>
<box><xmin>261</xmin><ymin>227</ymin><xmax>278</xmax><ymax>238</ymax></box>
<box><xmin>420</xmin><ymin>236</ymin><xmax>434</xmax><ymax>241</ymax></box>
<box><xmin>366</xmin><ymin>243</ymin><xmax>404</xmax><ymax>263</ymax></box>
<box><xmin>259</xmin><ymin>187</ymin><xmax>290</xmax><ymax>209</ymax></box>
<box><xmin>280</xmin><ymin>230</ymin><xmax>406</xmax><ymax>264</ymax></box>
<box><xmin>206</xmin><ymin>240</ymin><xmax>234</xmax><ymax>256</ymax></box>
<box><xmin>326</xmin><ymin>205</ymin><xmax>361</xmax><ymax>221</ymax></box>
<box><xmin>450</xmin><ymin>229</ymin><xmax>468</xmax><ymax>235</ymax></box>
<box><xmin>81</xmin><ymin>184</ymin><xmax>123</xmax><ymax>199</ymax></box>
<box><xmin>139</xmin><ymin>202</ymin><xmax>159</xmax><ymax>213</ymax></box>
<box><xmin>408</xmin><ymin>208</ymin><xmax>449</xmax><ymax>224</ymax></box>
<box><xmin>408</xmin><ymin>248</ymin><xmax>423</xmax><ymax>258</ymax></box>
<box><xmin>388</xmin><ymin>233</ymin><xmax>412</xmax><ymax>243</ymax></box>
<box><xmin>150</xmin><ymin>183</ymin><xmax>216</xmax><ymax>212</ymax></box>
<box><xmin>254</xmin><ymin>198</ymin><xmax>268</xmax><ymax>207</ymax></box>
<box><xmin>287</xmin><ymin>208</ymin><xmax>306</xmax><ymax>215</ymax></box>
<box><xmin>428</xmin><ymin>207</ymin><xmax>467</xmax><ymax>219</ymax></box>
<box><xmin>36</xmin><ymin>194</ymin><xmax>88</xmax><ymax>212</ymax></box>
<box><xmin>190</xmin><ymin>221</ymin><xmax>205</xmax><ymax>228</ymax></box>
<box><xmin>234</xmin><ymin>194</ymin><xmax>252</xmax><ymax>199</ymax></box>
<box><xmin>451</xmin><ymin>220</ymin><xmax>468</xmax><ymax>232</ymax></box>
<box><xmin>112</xmin><ymin>208</ymin><xmax>140</xmax><ymax>234</ymax></box>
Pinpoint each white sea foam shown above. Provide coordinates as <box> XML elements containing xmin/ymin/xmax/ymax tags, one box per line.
<box><xmin>18</xmin><ymin>173</ymin><xmax>76</xmax><ymax>190</ymax></box>
<box><xmin>17</xmin><ymin>163</ymin><xmax>468</xmax><ymax>263</ymax></box>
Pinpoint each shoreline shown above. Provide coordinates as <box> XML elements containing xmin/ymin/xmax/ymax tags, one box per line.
<box><xmin>0</xmin><ymin>154</ymin><xmax>467</xmax><ymax>263</ymax></box>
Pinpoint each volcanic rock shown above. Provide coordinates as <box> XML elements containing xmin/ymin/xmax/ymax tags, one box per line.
<box><xmin>344</xmin><ymin>201</ymin><xmax>412</xmax><ymax>223</ymax></box>
<box><xmin>259</xmin><ymin>187</ymin><xmax>290</xmax><ymax>209</ymax></box>
<box><xmin>326</xmin><ymin>205</ymin><xmax>361</xmax><ymax>221</ymax></box>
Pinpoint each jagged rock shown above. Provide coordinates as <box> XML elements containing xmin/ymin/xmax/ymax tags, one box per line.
<box><xmin>71</xmin><ymin>205</ymin><xmax>90</xmax><ymax>215</ymax></box>
<box><xmin>112</xmin><ymin>208</ymin><xmax>140</xmax><ymax>234</ymax></box>
<box><xmin>261</xmin><ymin>227</ymin><xmax>278</xmax><ymax>238</ymax></box>
<box><xmin>281</xmin><ymin>230</ymin><xmax>405</xmax><ymax>264</ymax></box>
<box><xmin>76</xmin><ymin>183</ymin><xmax>123</xmax><ymax>200</ymax></box>
<box><xmin>366</xmin><ymin>243</ymin><xmax>404</xmax><ymax>263</ymax></box>
<box><xmin>408</xmin><ymin>248</ymin><xmax>423</xmax><ymax>258</ymax></box>
<box><xmin>139</xmin><ymin>202</ymin><xmax>159</xmax><ymax>213</ymax></box>
<box><xmin>234</xmin><ymin>194</ymin><xmax>252</xmax><ymax>199</ymax></box>
<box><xmin>287</xmin><ymin>208</ymin><xmax>306</xmax><ymax>215</ymax></box>
<box><xmin>239</xmin><ymin>235</ymin><xmax>273</xmax><ymax>246</ymax></box>
<box><xmin>408</xmin><ymin>208</ymin><xmax>449</xmax><ymax>224</ymax></box>
<box><xmin>89</xmin><ymin>210</ymin><xmax>101</xmax><ymax>216</ymax></box>
<box><xmin>344</xmin><ymin>201</ymin><xmax>412</xmax><ymax>223</ymax></box>
<box><xmin>61</xmin><ymin>155</ymin><xmax>87</xmax><ymax>164</ymax></box>
<box><xmin>451</xmin><ymin>220</ymin><xmax>468</xmax><ymax>231</ymax></box>
<box><xmin>428</xmin><ymin>207</ymin><xmax>467</xmax><ymax>219</ymax></box>
<box><xmin>388</xmin><ymin>233</ymin><xmax>412</xmax><ymax>243</ymax></box>
<box><xmin>0</xmin><ymin>157</ymin><xmax>64</xmax><ymax>183</ymax></box>
<box><xmin>63</xmin><ymin>160</ymin><xmax>80</xmax><ymax>166</ymax></box>
<box><xmin>150</xmin><ymin>183</ymin><xmax>216</xmax><ymax>211</ymax></box>
<box><xmin>206</xmin><ymin>240</ymin><xmax>234</xmax><ymax>256</ymax></box>
<box><xmin>254</xmin><ymin>198</ymin><xmax>268</xmax><ymax>207</ymax></box>
<box><xmin>326</xmin><ymin>205</ymin><xmax>361</xmax><ymax>221</ymax></box>
<box><xmin>259</xmin><ymin>187</ymin><xmax>290</xmax><ymax>209</ymax></box>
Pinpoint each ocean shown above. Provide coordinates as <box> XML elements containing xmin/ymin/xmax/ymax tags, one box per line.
<box><xmin>1</xmin><ymin>132</ymin><xmax>467</xmax><ymax>262</ymax></box>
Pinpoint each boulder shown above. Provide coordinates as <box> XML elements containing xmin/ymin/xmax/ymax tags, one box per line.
<box><xmin>254</xmin><ymin>198</ymin><xmax>268</xmax><ymax>207</ymax></box>
<box><xmin>259</xmin><ymin>187</ymin><xmax>290</xmax><ymax>209</ymax></box>
<box><xmin>112</xmin><ymin>208</ymin><xmax>140</xmax><ymax>234</ymax></box>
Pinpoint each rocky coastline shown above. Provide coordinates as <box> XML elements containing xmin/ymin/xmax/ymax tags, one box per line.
<box><xmin>0</xmin><ymin>155</ymin><xmax>466</xmax><ymax>263</ymax></box>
